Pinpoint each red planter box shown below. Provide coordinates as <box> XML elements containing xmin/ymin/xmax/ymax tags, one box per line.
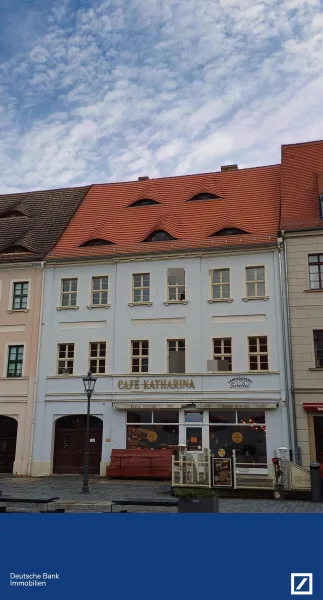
<box><xmin>106</xmin><ymin>449</ymin><xmax>173</xmax><ymax>479</ymax></box>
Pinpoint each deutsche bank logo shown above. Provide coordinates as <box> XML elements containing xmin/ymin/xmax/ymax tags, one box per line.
<box><xmin>291</xmin><ymin>574</ymin><xmax>313</xmax><ymax>595</ymax></box>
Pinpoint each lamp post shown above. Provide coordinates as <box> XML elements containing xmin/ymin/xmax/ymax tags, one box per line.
<box><xmin>81</xmin><ymin>371</ymin><xmax>97</xmax><ymax>494</ymax></box>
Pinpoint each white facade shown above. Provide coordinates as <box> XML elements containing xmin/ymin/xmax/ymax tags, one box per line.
<box><xmin>31</xmin><ymin>247</ymin><xmax>289</xmax><ymax>476</ymax></box>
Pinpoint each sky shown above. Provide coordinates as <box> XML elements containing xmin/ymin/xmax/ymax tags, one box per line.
<box><xmin>0</xmin><ymin>0</ymin><xmax>322</xmax><ymax>193</ymax></box>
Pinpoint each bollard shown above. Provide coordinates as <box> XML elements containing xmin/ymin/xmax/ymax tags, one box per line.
<box><xmin>310</xmin><ymin>462</ymin><xmax>322</xmax><ymax>503</ymax></box>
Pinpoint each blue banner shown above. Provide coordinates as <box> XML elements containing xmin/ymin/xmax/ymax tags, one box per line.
<box><xmin>0</xmin><ymin>515</ymin><xmax>321</xmax><ymax>599</ymax></box>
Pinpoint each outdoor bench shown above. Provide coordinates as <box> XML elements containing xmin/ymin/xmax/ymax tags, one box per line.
<box><xmin>0</xmin><ymin>496</ymin><xmax>63</xmax><ymax>513</ymax></box>
<box><xmin>111</xmin><ymin>497</ymin><xmax>178</xmax><ymax>512</ymax></box>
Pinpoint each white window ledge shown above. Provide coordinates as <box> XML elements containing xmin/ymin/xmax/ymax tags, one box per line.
<box><xmin>164</xmin><ymin>300</ymin><xmax>188</xmax><ymax>306</ymax></box>
<box><xmin>309</xmin><ymin>368</ymin><xmax>323</xmax><ymax>371</ymax></box>
<box><xmin>208</xmin><ymin>299</ymin><xmax>233</xmax><ymax>304</ymax></box>
<box><xmin>128</xmin><ymin>302</ymin><xmax>153</xmax><ymax>307</ymax></box>
<box><xmin>8</xmin><ymin>309</ymin><xmax>29</xmax><ymax>314</ymax></box>
<box><xmin>87</xmin><ymin>304</ymin><xmax>110</xmax><ymax>309</ymax></box>
<box><xmin>56</xmin><ymin>306</ymin><xmax>79</xmax><ymax>311</ymax></box>
<box><xmin>304</xmin><ymin>289</ymin><xmax>323</xmax><ymax>293</ymax></box>
<box><xmin>242</xmin><ymin>296</ymin><xmax>269</xmax><ymax>302</ymax></box>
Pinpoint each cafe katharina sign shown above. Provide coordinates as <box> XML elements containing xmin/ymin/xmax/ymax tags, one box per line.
<box><xmin>228</xmin><ymin>376</ymin><xmax>253</xmax><ymax>389</ymax></box>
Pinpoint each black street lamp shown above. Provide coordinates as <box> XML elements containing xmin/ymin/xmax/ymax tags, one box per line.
<box><xmin>81</xmin><ymin>371</ymin><xmax>97</xmax><ymax>493</ymax></box>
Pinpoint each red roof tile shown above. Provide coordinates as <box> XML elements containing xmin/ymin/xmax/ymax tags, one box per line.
<box><xmin>47</xmin><ymin>166</ymin><xmax>281</xmax><ymax>260</ymax></box>
<box><xmin>281</xmin><ymin>140</ymin><xmax>323</xmax><ymax>231</ymax></box>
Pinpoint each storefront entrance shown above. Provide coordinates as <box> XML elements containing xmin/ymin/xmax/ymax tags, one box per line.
<box><xmin>53</xmin><ymin>415</ymin><xmax>103</xmax><ymax>474</ymax></box>
<box><xmin>314</xmin><ymin>416</ymin><xmax>323</xmax><ymax>462</ymax></box>
<box><xmin>0</xmin><ymin>416</ymin><xmax>18</xmax><ymax>473</ymax></box>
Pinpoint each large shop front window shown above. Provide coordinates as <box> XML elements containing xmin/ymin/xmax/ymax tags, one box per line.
<box><xmin>209</xmin><ymin>410</ymin><xmax>267</xmax><ymax>463</ymax></box>
<box><xmin>127</xmin><ymin>410</ymin><xmax>179</xmax><ymax>450</ymax></box>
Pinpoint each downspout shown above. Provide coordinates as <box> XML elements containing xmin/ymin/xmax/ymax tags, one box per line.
<box><xmin>277</xmin><ymin>236</ymin><xmax>298</xmax><ymax>462</ymax></box>
<box><xmin>27</xmin><ymin>261</ymin><xmax>45</xmax><ymax>475</ymax></box>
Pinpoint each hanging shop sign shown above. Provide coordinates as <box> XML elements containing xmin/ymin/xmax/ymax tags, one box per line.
<box><xmin>117</xmin><ymin>378</ymin><xmax>195</xmax><ymax>390</ymax></box>
<box><xmin>228</xmin><ymin>376</ymin><xmax>253</xmax><ymax>389</ymax></box>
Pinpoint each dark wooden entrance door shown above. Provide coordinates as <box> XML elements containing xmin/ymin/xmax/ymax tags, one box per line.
<box><xmin>314</xmin><ymin>416</ymin><xmax>323</xmax><ymax>462</ymax></box>
<box><xmin>53</xmin><ymin>415</ymin><xmax>103</xmax><ymax>474</ymax></box>
<box><xmin>0</xmin><ymin>416</ymin><xmax>18</xmax><ymax>473</ymax></box>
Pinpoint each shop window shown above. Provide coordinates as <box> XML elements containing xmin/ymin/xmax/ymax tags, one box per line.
<box><xmin>211</xmin><ymin>269</ymin><xmax>230</xmax><ymax>300</ymax></box>
<box><xmin>127</xmin><ymin>411</ymin><xmax>152</xmax><ymax>423</ymax></box>
<box><xmin>209</xmin><ymin>425</ymin><xmax>267</xmax><ymax>463</ymax></box>
<box><xmin>238</xmin><ymin>410</ymin><xmax>265</xmax><ymax>424</ymax></box>
<box><xmin>184</xmin><ymin>411</ymin><xmax>203</xmax><ymax>423</ymax></box>
<box><xmin>313</xmin><ymin>330</ymin><xmax>323</xmax><ymax>368</ymax></box>
<box><xmin>209</xmin><ymin>411</ymin><xmax>237</xmax><ymax>424</ymax></box>
<box><xmin>127</xmin><ymin>425</ymin><xmax>179</xmax><ymax>450</ymax></box>
<box><xmin>167</xmin><ymin>268</ymin><xmax>185</xmax><ymax>301</ymax></box>
<box><xmin>246</xmin><ymin>266</ymin><xmax>265</xmax><ymax>298</ymax></box>
<box><xmin>168</xmin><ymin>339</ymin><xmax>185</xmax><ymax>373</ymax></box>
<box><xmin>153</xmin><ymin>411</ymin><xmax>179</xmax><ymax>423</ymax></box>
<box><xmin>308</xmin><ymin>255</ymin><xmax>323</xmax><ymax>290</ymax></box>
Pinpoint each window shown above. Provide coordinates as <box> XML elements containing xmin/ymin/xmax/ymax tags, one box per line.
<box><xmin>61</xmin><ymin>279</ymin><xmax>77</xmax><ymax>307</ymax></box>
<box><xmin>167</xmin><ymin>268</ymin><xmax>185</xmax><ymax>301</ymax></box>
<box><xmin>314</xmin><ymin>331</ymin><xmax>323</xmax><ymax>367</ymax></box>
<box><xmin>211</xmin><ymin>228</ymin><xmax>248</xmax><ymax>236</ymax></box>
<box><xmin>246</xmin><ymin>267</ymin><xmax>265</xmax><ymax>298</ymax></box>
<box><xmin>81</xmin><ymin>239</ymin><xmax>113</xmax><ymax>247</ymax></box>
<box><xmin>132</xmin><ymin>273</ymin><xmax>150</xmax><ymax>303</ymax></box>
<box><xmin>91</xmin><ymin>277</ymin><xmax>108</xmax><ymax>305</ymax></box>
<box><xmin>131</xmin><ymin>341</ymin><xmax>149</xmax><ymax>373</ymax></box>
<box><xmin>12</xmin><ymin>281</ymin><xmax>29</xmax><ymax>310</ymax></box>
<box><xmin>188</xmin><ymin>193</ymin><xmax>221</xmax><ymax>201</ymax></box>
<box><xmin>126</xmin><ymin>410</ymin><xmax>179</xmax><ymax>449</ymax></box>
<box><xmin>129</xmin><ymin>199</ymin><xmax>159</xmax><ymax>207</ymax></box>
<box><xmin>209</xmin><ymin>409</ymin><xmax>266</xmax><ymax>464</ymax></box>
<box><xmin>57</xmin><ymin>344</ymin><xmax>74</xmax><ymax>374</ymax></box>
<box><xmin>144</xmin><ymin>230</ymin><xmax>176</xmax><ymax>242</ymax></box>
<box><xmin>1</xmin><ymin>245</ymin><xmax>29</xmax><ymax>254</ymax></box>
<box><xmin>213</xmin><ymin>338</ymin><xmax>232</xmax><ymax>371</ymax></box>
<box><xmin>211</xmin><ymin>269</ymin><xmax>230</xmax><ymax>299</ymax></box>
<box><xmin>7</xmin><ymin>345</ymin><xmax>24</xmax><ymax>377</ymax></box>
<box><xmin>308</xmin><ymin>255</ymin><xmax>323</xmax><ymax>290</ymax></box>
<box><xmin>248</xmin><ymin>336</ymin><xmax>268</xmax><ymax>371</ymax></box>
<box><xmin>89</xmin><ymin>342</ymin><xmax>106</xmax><ymax>374</ymax></box>
<box><xmin>184</xmin><ymin>411</ymin><xmax>203</xmax><ymax>423</ymax></box>
<box><xmin>168</xmin><ymin>339</ymin><xmax>185</xmax><ymax>373</ymax></box>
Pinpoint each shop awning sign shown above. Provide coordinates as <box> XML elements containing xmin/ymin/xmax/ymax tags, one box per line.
<box><xmin>112</xmin><ymin>402</ymin><xmax>278</xmax><ymax>410</ymax></box>
<box><xmin>303</xmin><ymin>403</ymin><xmax>323</xmax><ymax>412</ymax></box>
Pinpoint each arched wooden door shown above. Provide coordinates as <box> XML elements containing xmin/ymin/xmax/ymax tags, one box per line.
<box><xmin>0</xmin><ymin>416</ymin><xmax>18</xmax><ymax>473</ymax></box>
<box><xmin>53</xmin><ymin>415</ymin><xmax>103</xmax><ymax>474</ymax></box>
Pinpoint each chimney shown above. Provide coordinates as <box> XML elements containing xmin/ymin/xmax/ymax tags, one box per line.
<box><xmin>221</xmin><ymin>164</ymin><xmax>238</xmax><ymax>172</ymax></box>
<box><xmin>138</xmin><ymin>176</ymin><xmax>149</xmax><ymax>181</ymax></box>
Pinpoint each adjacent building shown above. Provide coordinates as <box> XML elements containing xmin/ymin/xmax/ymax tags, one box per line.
<box><xmin>281</xmin><ymin>140</ymin><xmax>323</xmax><ymax>467</ymax></box>
<box><xmin>31</xmin><ymin>167</ymin><xmax>290</xmax><ymax>479</ymax></box>
<box><xmin>0</xmin><ymin>186</ymin><xmax>90</xmax><ymax>473</ymax></box>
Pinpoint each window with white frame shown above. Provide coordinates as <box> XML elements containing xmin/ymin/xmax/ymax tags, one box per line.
<box><xmin>89</xmin><ymin>342</ymin><xmax>106</xmax><ymax>374</ymax></box>
<box><xmin>132</xmin><ymin>273</ymin><xmax>150</xmax><ymax>303</ymax></box>
<box><xmin>91</xmin><ymin>276</ymin><xmax>108</xmax><ymax>305</ymax></box>
<box><xmin>131</xmin><ymin>340</ymin><xmax>149</xmax><ymax>373</ymax></box>
<box><xmin>246</xmin><ymin>267</ymin><xmax>265</xmax><ymax>298</ymax></box>
<box><xmin>168</xmin><ymin>339</ymin><xmax>185</xmax><ymax>373</ymax></box>
<box><xmin>12</xmin><ymin>282</ymin><xmax>29</xmax><ymax>310</ymax></box>
<box><xmin>126</xmin><ymin>410</ymin><xmax>179</xmax><ymax>449</ymax></box>
<box><xmin>57</xmin><ymin>343</ymin><xmax>75</xmax><ymax>374</ymax></box>
<box><xmin>167</xmin><ymin>268</ymin><xmax>185</xmax><ymax>301</ymax></box>
<box><xmin>61</xmin><ymin>279</ymin><xmax>77</xmax><ymax>307</ymax></box>
<box><xmin>211</xmin><ymin>269</ymin><xmax>230</xmax><ymax>300</ymax></box>
<box><xmin>248</xmin><ymin>336</ymin><xmax>268</xmax><ymax>371</ymax></box>
<box><xmin>7</xmin><ymin>345</ymin><xmax>24</xmax><ymax>377</ymax></box>
<box><xmin>213</xmin><ymin>338</ymin><xmax>232</xmax><ymax>371</ymax></box>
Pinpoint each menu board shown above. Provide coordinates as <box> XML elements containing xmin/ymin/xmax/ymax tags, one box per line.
<box><xmin>213</xmin><ymin>458</ymin><xmax>232</xmax><ymax>487</ymax></box>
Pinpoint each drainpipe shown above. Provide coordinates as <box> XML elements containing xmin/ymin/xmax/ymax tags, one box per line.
<box><xmin>277</xmin><ymin>236</ymin><xmax>298</xmax><ymax>463</ymax></box>
<box><xmin>27</xmin><ymin>261</ymin><xmax>45</xmax><ymax>475</ymax></box>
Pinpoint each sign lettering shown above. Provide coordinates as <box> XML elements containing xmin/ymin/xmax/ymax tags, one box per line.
<box><xmin>117</xmin><ymin>378</ymin><xmax>195</xmax><ymax>390</ymax></box>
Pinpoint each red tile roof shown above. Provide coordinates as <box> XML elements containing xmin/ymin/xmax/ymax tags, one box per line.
<box><xmin>281</xmin><ymin>140</ymin><xmax>323</xmax><ymax>231</ymax></box>
<box><xmin>47</xmin><ymin>165</ymin><xmax>281</xmax><ymax>260</ymax></box>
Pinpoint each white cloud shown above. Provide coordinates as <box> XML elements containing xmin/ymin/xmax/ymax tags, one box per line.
<box><xmin>0</xmin><ymin>0</ymin><xmax>323</xmax><ymax>192</ymax></box>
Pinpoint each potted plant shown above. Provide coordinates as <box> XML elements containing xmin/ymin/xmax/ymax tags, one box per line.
<box><xmin>272</xmin><ymin>456</ymin><xmax>285</xmax><ymax>500</ymax></box>
<box><xmin>173</xmin><ymin>487</ymin><xmax>219</xmax><ymax>513</ymax></box>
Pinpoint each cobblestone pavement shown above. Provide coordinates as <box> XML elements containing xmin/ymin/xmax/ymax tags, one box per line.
<box><xmin>1</xmin><ymin>475</ymin><xmax>322</xmax><ymax>512</ymax></box>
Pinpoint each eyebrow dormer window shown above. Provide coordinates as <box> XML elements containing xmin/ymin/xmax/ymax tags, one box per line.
<box><xmin>188</xmin><ymin>193</ymin><xmax>222</xmax><ymax>201</ymax></box>
<box><xmin>0</xmin><ymin>245</ymin><xmax>30</xmax><ymax>254</ymax></box>
<box><xmin>211</xmin><ymin>228</ymin><xmax>248</xmax><ymax>236</ymax></box>
<box><xmin>80</xmin><ymin>239</ymin><xmax>114</xmax><ymax>247</ymax></box>
<box><xmin>144</xmin><ymin>230</ymin><xmax>176</xmax><ymax>242</ymax></box>
<box><xmin>0</xmin><ymin>210</ymin><xmax>26</xmax><ymax>218</ymax></box>
<box><xmin>129</xmin><ymin>199</ymin><xmax>160</xmax><ymax>207</ymax></box>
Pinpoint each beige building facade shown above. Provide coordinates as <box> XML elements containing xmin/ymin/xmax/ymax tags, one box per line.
<box><xmin>285</xmin><ymin>232</ymin><xmax>323</xmax><ymax>467</ymax></box>
<box><xmin>0</xmin><ymin>263</ymin><xmax>43</xmax><ymax>474</ymax></box>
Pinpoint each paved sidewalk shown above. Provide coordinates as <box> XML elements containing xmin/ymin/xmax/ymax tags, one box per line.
<box><xmin>0</xmin><ymin>475</ymin><xmax>322</xmax><ymax>512</ymax></box>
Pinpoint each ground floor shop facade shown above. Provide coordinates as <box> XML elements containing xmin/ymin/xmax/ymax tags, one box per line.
<box><xmin>31</xmin><ymin>374</ymin><xmax>289</xmax><ymax>477</ymax></box>
<box><xmin>296</xmin><ymin>393</ymin><xmax>323</xmax><ymax>468</ymax></box>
